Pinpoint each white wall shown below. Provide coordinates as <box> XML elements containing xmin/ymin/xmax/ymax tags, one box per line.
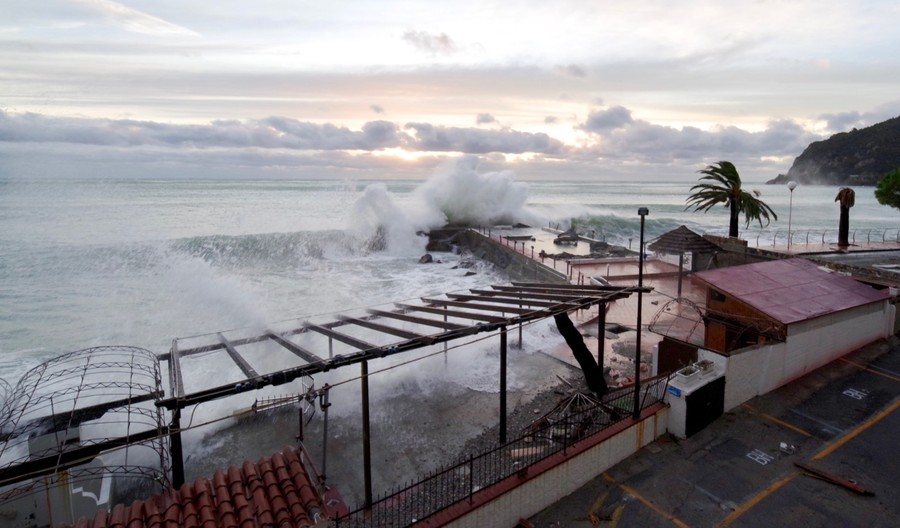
<box><xmin>447</xmin><ymin>408</ymin><xmax>668</xmax><ymax>528</ymax></box>
<box><xmin>721</xmin><ymin>300</ymin><xmax>894</xmax><ymax>410</ymax></box>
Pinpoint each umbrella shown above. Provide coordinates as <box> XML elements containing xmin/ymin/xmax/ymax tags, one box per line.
<box><xmin>647</xmin><ymin>225</ymin><xmax>720</xmax><ymax>296</ymax></box>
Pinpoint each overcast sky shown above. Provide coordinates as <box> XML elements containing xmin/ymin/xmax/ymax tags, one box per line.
<box><xmin>2</xmin><ymin>0</ymin><xmax>899</xmax><ymax>181</ymax></box>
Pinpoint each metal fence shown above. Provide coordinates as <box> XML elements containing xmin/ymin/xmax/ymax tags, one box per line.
<box><xmin>742</xmin><ymin>227</ymin><xmax>900</xmax><ymax>248</ymax></box>
<box><xmin>333</xmin><ymin>375</ymin><xmax>670</xmax><ymax>528</ymax></box>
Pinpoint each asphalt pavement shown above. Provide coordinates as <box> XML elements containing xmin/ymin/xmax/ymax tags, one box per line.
<box><xmin>530</xmin><ymin>336</ymin><xmax>900</xmax><ymax>528</ymax></box>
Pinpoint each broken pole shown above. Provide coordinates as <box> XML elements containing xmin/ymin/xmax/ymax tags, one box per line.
<box><xmin>170</xmin><ymin>408</ymin><xmax>185</xmax><ymax>488</ymax></box>
<box><xmin>361</xmin><ymin>360</ymin><xmax>373</xmax><ymax>509</ymax></box>
<box><xmin>554</xmin><ymin>312</ymin><xmax>607</xmax><ymax>395</ymax></box>
<box><xmin>597</xmin><ymin>303</ymin><xmax>606</xmax><ymax>369</ymax></box>
<box><xmin>500</xmin><ymin>325</ymin><xmax>508</xmax><ymax>444</ymax></box>
<box><xmin>633</xmin><ymin>207</ymin><xmax>648</xmax><ymax>420</ymax></box>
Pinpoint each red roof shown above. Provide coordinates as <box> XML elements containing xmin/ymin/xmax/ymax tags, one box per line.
<box><xmin>694</xmin><ymin>258</ymin><xmax>890</xmax><ymax>325</ymax></box>
<box><xmin>69</xmin><ymin>447</ymin><xmax>342</xmax><ymax>528</ymax></box>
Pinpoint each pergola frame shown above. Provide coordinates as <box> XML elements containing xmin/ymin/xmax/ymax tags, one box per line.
<box><xmin>155</xmin><ymin>282</ymin><xmax>647</xmax><ymax>503</ymax></box>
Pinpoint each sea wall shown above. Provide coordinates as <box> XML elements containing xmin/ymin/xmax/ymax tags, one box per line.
<box><xmin>451</xmin><ymin>229</ymin><xmax>568</xmax><ymax>284</ymax></box>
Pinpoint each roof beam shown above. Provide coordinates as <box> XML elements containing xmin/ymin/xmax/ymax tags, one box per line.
<box><xmin>422</xmin><ymin>298</ymin><xmax>535</xmax><ymax>315</ymax></box>
<box><xmin>337</xmin><ymin>315</ymin><xmax>426</xmax><ymax>340</ymax></box>
<box><xmin>366</xmin><ymin>308</ymin><xmax>465</xmax><ymax>330</ymax></box>
<box><xmin>447</xmin><ymin>292</ymin><xmax>560</xmax><ymax>308</ymax></box>
<box><xmin>303</xmin><ymin>323</ymin><xmax>376</xmax><ymax>351</ymax></box>
<box><xmin>395</xmin><ymin>303</ymin><xmax>506</xmax><ymax>323</ymax></box>
<box><xmin>218</xmin><ymin>333</ymin><xmax>259</xmax><ymax>379</ymax></box>
<box><xmin>266</xmin><ymin>332</ymin><xmax>323</xmax><ymax>364</ymax></box>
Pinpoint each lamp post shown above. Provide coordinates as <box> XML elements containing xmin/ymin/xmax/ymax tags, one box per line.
<box><xmin>633</xmin><ymin>207</ymin><xmax>648</xmax><ymax>420</ymax></box>
<box><xmin>787</xmin><ymin>181</ymin><xmax>797</xmax><ymax>250</ymax></box>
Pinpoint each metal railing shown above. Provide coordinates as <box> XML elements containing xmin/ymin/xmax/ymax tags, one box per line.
<box><xmin>333</xmin><ymin>375</ymin><xmax>670</xmax><ymax>527</ymax></box>
<box><xmin>743</xmin><ymin>227</ymin><xmax>900</xmax><ymax>248</ymax></box>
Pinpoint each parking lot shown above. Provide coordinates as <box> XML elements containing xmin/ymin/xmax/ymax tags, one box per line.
<box><xmin>530</xmin><ymin>337</ymin><xmax>900</xmax><ymax>527</ymax></box>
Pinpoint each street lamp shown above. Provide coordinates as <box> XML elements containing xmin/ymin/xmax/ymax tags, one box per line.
<box><xmin>787</xmin><ymin>181</ymin><xmax>798</xmax><ymax>250</ymax></box>
<box><xmin>633</xmin><ymin>207</ymin><xmax>648</xmax><ymax>420</ymax></box>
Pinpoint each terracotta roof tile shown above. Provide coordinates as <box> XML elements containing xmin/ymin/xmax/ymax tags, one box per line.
<box><xmin>62</xmin><ymin>447</ymin><xmax>336</xmax><ymax>528</ymax></box>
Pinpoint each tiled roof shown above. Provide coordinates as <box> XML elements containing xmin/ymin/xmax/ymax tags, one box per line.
<box><xmin>694</xmin><ymin>258</ymin><xmax>890</xmax><ymax>325</ymax></box>
<box><xmin>69</xmin><ymin>447</ymin><xmax>338</xmax><ymax>528</ymax></box>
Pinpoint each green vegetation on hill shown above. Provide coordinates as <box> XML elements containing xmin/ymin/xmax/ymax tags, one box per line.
<box><xmin>768</xmin><ymin>115</ymin><xmax>900</xmax><ymax>186</ymax></box>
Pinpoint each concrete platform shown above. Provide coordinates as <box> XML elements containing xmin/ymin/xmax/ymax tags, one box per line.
<box><xmin>529</xmin><ymin>337</ymin><xmax>900</xmax><ymax>527</ymax></box>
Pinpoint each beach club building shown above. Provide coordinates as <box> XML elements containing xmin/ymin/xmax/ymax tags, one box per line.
<box><xmin>666</xmin><ymin>258</ymin><xmax>895</xmax><ymax>437</ymax></box>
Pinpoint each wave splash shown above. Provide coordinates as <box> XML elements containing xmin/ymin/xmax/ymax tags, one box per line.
<box><xmin>348</xmin><ymin>155</ymin><xmax>541</xmax><ymax>254</ymax></box>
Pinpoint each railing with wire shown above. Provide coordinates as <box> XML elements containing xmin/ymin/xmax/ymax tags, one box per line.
<box><xmin>332</xmin><ymin>374</ymin><xmax>670</xmax><ymax>528</ymax></box>
<box><xmin>738</xmin><ymin>227</ymin><xmax>900</xmax><ymax>249</ymax></box>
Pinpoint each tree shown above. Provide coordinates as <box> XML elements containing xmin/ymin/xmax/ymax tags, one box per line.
<box><xmin>875</xmin><ymin>168</ymin><xmax>900</xmax><ymax>210</ymax></box>
<box><xmin>685</xmin><ymin>161</ymin><xmax>777</xmax><ymax>238</ymax></box>
<box><xmin>834</xmin><ymin>187</ymin><xmax>855</xmax><ymax>247</ymax></box>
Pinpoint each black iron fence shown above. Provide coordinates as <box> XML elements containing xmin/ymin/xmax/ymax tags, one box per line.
<box><xmin>333</xmin><ymin>375</ymin><xmax>670</xmax><ymax>528</ymax></box>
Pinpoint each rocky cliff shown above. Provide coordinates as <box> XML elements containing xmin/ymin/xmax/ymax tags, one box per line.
<box><xmin>768</xmin><ymin>115</ymin><xmax>900</xmax><ymax>186</ymax></box>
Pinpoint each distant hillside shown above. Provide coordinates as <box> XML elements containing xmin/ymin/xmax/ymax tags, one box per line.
<box><xmin>768</xmin><ymin>115</ymin><xmax>900</xmax><ymax>186</ymax></box>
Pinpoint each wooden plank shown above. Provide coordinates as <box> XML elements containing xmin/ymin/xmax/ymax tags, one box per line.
<box><xmin>366</xmin><ymin>308</ymin><xmax>465</xmax><ymax>330</ymax></box>
<box><xmin>304</xmin><ymin>323</ymin><xmax>376</xmax><ymax>351</ymax></box>
<box><xmin>447</xmin><ymin>292</ymin><xmax>559</xmax><ymax>308</ymax></box>
<box><xmin>422</xmin><ymin>298</ymin><xmax>535</xmax><ymax>315</ymax></box>
<box><xmin>218</xmin><ymin>333</ymin><xmax>259</xmax><ymax>378</ymax></box>
<box><xmin>503</xmin><ymin>283</ymin><xmax>649</xmax><ymax>294</ymax></box>
<box><xmin>266</xmin><ymin>332</ymin><xmax>323</xmax><ymax>363</ymax></box>
<box><xmin>169</xmin><ymin>339</ymin><xmax>185</xmax><ymax>398</ymax></box>
<box><xmin>337</xmin><ymin>315</ymin><xmax>425</xmax><ymax>340</ymax></box>
<box><xmin>396</xmin><ymin>303</ymin><xmax>506</xmax><ymax>323</ymax></box>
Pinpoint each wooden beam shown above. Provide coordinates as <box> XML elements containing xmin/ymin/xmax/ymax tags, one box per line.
<box><xmin>266</xmin><ymin>332</ymin><xmax>322</xmax><ymax>363</ymax></box>
<box><xmin>218</xmin><ymin>333</ymin><xmax>259</xmax><ymax>379</ymax></box>
<box><xmin>396</xmin><ymin>303</ymin><xmax>506</xmax><ymax>323</ymax></box>
<box><xmin>337</xmin><ymin>315</ymin><xmax>426</xmax><ymax>340</ymax></box>
<box><xmin>367</xmin><ymin>308</ymin><xmax>465</xmax><ymax>330</ymax></box>
<box><xmin>169</xmin><ymin>339</ymin><xmax>184</xmax><ymax>398</ymax></box>
<box><xmin>422</xmin><ymin>298</ymin><xmax>535</xmax><ymax>315</ymax></box>
<box><xmin>447</xmin><ymin>292</ymin><xmax>560</xmax><ymax>308</ymax></box>
<box><xmin>304</xmin><ymin>323</ymin><xmax>376</xmax><ymax>351</ymax></box>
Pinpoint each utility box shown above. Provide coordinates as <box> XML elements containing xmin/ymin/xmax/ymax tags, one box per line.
<box><xmin>666</xmin><ymin>361</ymin><xmax>725</xmax><ymax>438</ymax></box>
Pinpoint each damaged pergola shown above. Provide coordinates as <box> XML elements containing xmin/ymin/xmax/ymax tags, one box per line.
<box><xmin>156</xmin><ymin>282</ymin><xmax>648</xmax><ymax>506</ymax></box>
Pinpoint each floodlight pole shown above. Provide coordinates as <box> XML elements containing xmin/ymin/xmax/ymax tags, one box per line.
<box><xmin>787</xmin><ymin>181</ymin><xmax>798</xmax><ymax>251</ymax></box>
<box><xmin>633</xmin><ymin>207</ymin><xmax>648</xmax><ymax>420</ymax></box>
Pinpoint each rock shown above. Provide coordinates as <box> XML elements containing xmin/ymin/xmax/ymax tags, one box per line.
<box><xmin>768</xmin><ymin>115</ymin><xmax>900</xmax><ymax>186</ymax></box>
<box><xmin>418</xmin><ymin>254</ymin><xmax>434</xmax><ymax>264</ymax></box>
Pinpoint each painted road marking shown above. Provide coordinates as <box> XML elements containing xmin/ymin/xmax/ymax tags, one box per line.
<box><xmin>842</xmin><ymin>387</ymin><xmax>868</xmax><ymax>400</ymax></box>
<box><xmin>746</xmin><ymin>449</ymin><xmax>775</xmax><ymax>465</ymax></box>
<box><xmin>839</xmin><ymin>357</ymin><xmax>900</xmax><ymax>383</ymax></box>
<box><xmin>601</xmin><ymin>473</ymin><xmax>689</xmax><ymax>528</ymax></box>
<box><xmin>741</xmin><ymin>403</ymin><xmax>814</xmax><ymax>438</ymax></box>
<box><xmin>717</xmin><ymin>398</ymin><xmax>900</xmax><ymax>527</ymax></box>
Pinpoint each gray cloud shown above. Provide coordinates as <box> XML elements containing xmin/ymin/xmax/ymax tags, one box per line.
<box><xmin>0</xmin><ymin>110</ymin><xmax>565</xmax><ymax>156</ymax></box>
<box><xmin>402</xmin><ymin>30</ymin><xmax>457</xmax><ymax>55</ymax></box>
<box><xmin>476</xmin><ymin>113</ymin><xmax>497</xmax><ymax>125</ymax></box>
<box><xmin>559</xmin><ymin>64</ymin><xmax>587</xmax><ymax>78</ymax></box>
<box><xmin>582</xmin><ymin>106</ymin><xmax>633</xmax><ymax>132</ymax></box>
<box><xmin>582</xmin><ymin>113</ymin><xmax>819</xmax><ymax>167</ymax></box>
<box><xmin>370</xmin><ymin>105</ymin><xmax>385</xmax><ymax>114</ymax></box>
<box><xmin>544</xmin><ymin>116</ymin><xmax>558</xmax><ymax>124</ymax></box>
<box><xmin>404</xmin><ymin>123</ymin><xmax>564</xmax><ymax>154</ymax></box>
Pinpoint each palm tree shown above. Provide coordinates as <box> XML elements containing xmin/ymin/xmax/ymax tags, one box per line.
<box><xmin>685</xmin><ymin>161</ymin><xmax>777</xmax><ymax>238</ymax></box>
<box><xmin>835</xmin><ymin>187</ymin><xmax>855</xmax><ymax>247</ymax></box>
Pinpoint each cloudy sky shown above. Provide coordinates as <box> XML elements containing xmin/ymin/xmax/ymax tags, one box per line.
<box><xmin>2</xmin><ymin>0</ymin><xmax>899</xmax><ymax>181</ymax></box>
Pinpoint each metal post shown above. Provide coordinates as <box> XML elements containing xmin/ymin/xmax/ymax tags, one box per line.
<box><xmin>170</xmin><ymin>408</ymin><xmax>185</xmax><ymax>488</ymax></box>
<box><xmin>677</xmin><ymin>253</ymin><xmax>684</xmax><ymax>298</ymax></box>
<box><xmin>361</xmin><ymin>361</ymin><xmax>373</xmax><ymax>509</ymax></box>
<box><xmin>787</xmin><ymin>181</ymin><xmax>797</xmax><ymax>251</ymax></box>
<box><xmin>500</xmin><ymin>326</ymin><xmax>508</xmax><ymax>444</ymax></box>
<box><xmin>633</xmin><ymin>207</ymin><xmax>648</xmax><ymax>420</ymax></box>
<box><xmin>320</xmin><ymin>384</ymin><xmax>331</xmax><ymax>483</ymax></box>
<box><xmin>597</xmin><ymin>303</ymin><xmax>606</xmax><ymax>369</ymax></box>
